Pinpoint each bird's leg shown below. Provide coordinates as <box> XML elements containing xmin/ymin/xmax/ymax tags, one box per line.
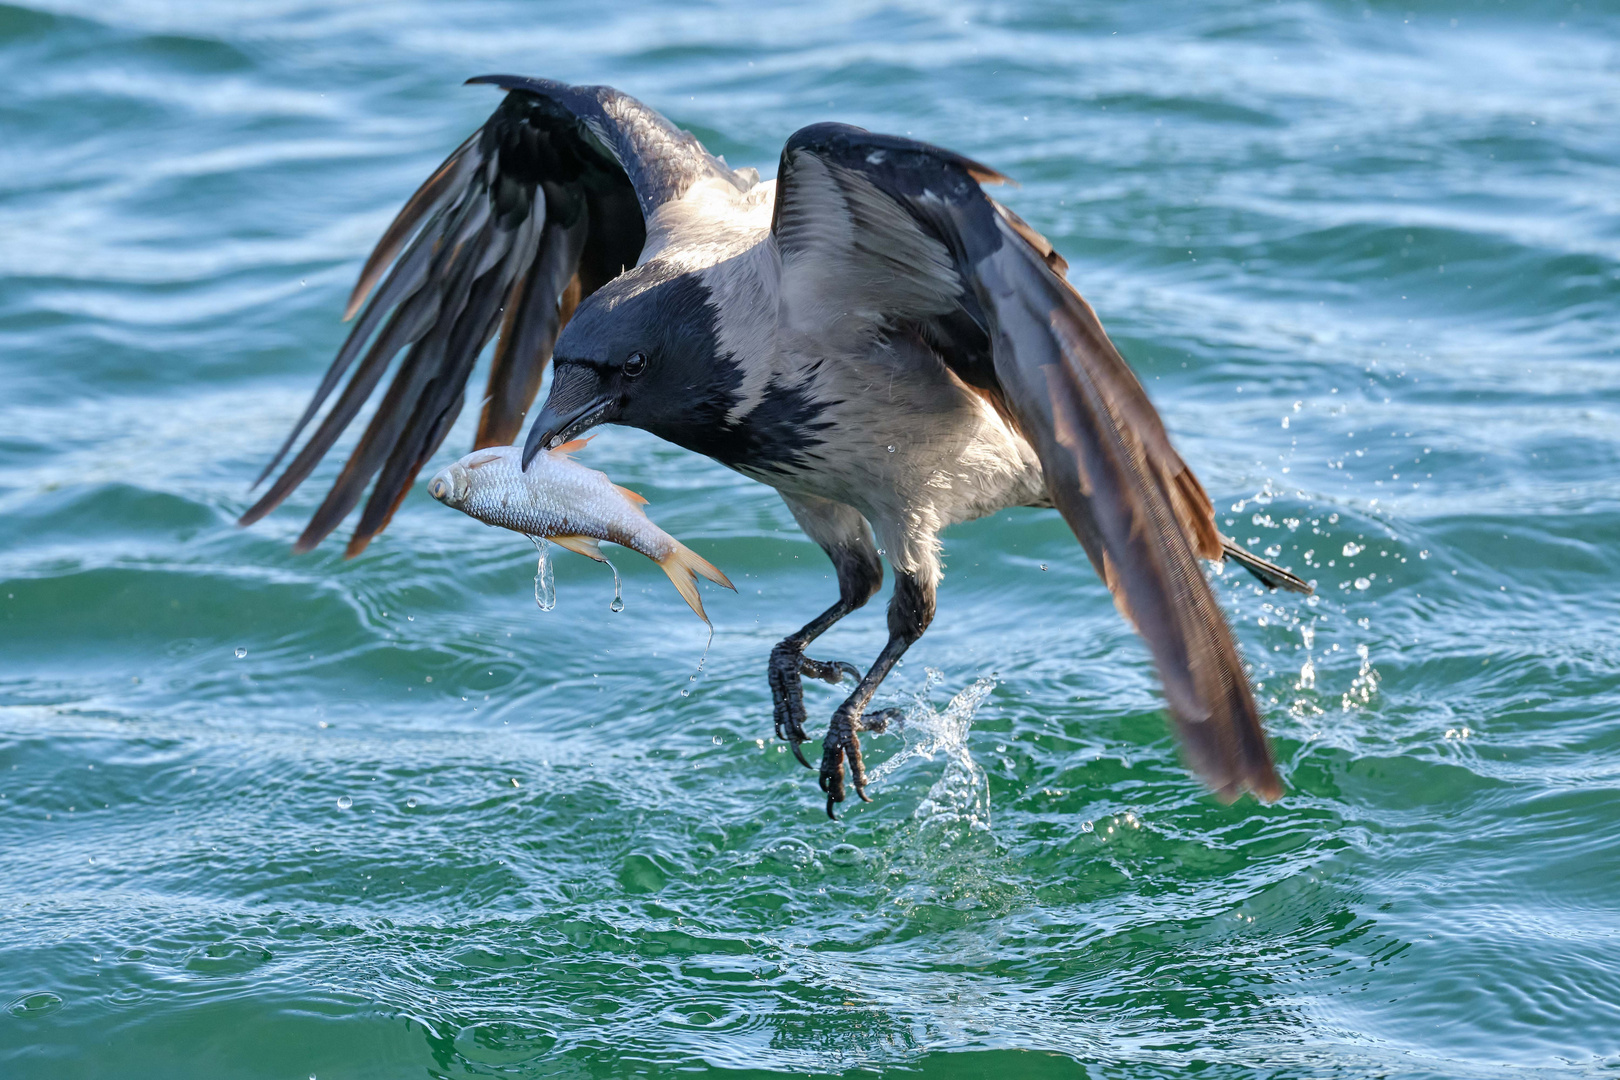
<box><xmin>770</xmin><ymin>533</ymin><xmax>883</xmax><ymax>768</ymax></box>
<box><xmin>821</xmin><ymin>569</ymin><xmax>935</xmax><ymax>818</ymax></box>
<box><xmin>770</xmin><ymin>599</ymin><xmax>862</xmax><ymax>767</ymax></box>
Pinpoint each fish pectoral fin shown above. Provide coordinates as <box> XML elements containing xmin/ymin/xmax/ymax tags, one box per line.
<box><xmin>613</xmin><ymin>484</ymin><xmax>648</xmax><ymax>506</ymax></box>
<box><xmin>550</xmin><ymin>534</ymin><xmax>606</xmax><ymax>561</ymax></box>
<box><xmin>552</xmin><ymin>436</ymin><xmax>594</xmax><ymax>457</ymax></box>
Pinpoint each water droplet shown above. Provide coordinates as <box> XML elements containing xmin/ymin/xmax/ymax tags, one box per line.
<box><xmin>1419</xmin><ymin>549</ymin><xmax>1430</xmax><ymax>559</ymax></box>
<box><xmin>233</xmin><ymin>647</ymin><xmax>246</xmax><ymax>659</ymax></box>
<box><xmin>1354</xmin><ymin>577</ymin><xmax>1371</xmax><ymax>590</ymax></box>
<box><xmin>405</xmin><ymin>798</ymin><xmax>417</xmax><ymax>809</ymax></box>
<box><xmin>531</xmin><ymin>536</ymin><xmax>556</xmax><ymax>611</ymax></box>
<box><xmin>1081</xmin><ymin>820</ymin><xmax>1094</xmax><ymax>833</ymax></box>
<box><xmin>1039</xmin><ymin>563</ymin><xmax>1048</xmax><ymax>571</ymax></box>
<box><xmin>605</xmin><ymin>557</ymin><xmax>624</xmax><ymax>612</ymax></box>
<box><xmin>1343</xmin><ymin>542</ymin><xmax>1364</xmax><ymax>557</ymax></box>
<box><xmin>510</xmin><ymin>778</ymin><xmax>520</xmax><ymax>788</ymax></box>
<box><xmin>680</xmin><ymin>689</ymin><xmax>690</xmax><ymax>697</ymax></box>
<box><xmin>336</xmin><ymin>795</ymin><xmax>352</xmax><ymax>810</ymax></box>
<box><xmin>886</xmin><ymin>444</ymin><xmax>896</xmax><ymax>453</ymax></box>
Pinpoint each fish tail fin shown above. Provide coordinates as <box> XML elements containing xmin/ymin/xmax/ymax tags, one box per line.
<box><xmin>1220</xmin><ymin>537</ymin><xmax>1313</xmax><ymax>594</ymax></box>
<box><xmin>657</xmin><ymin>541</ymin><xmax>735</xmax><ymax>624</ymax></box>
<box><xmin>550</xmin><ymin>534</ymin><xmax>605</xmax><ymax>562</ymax></box>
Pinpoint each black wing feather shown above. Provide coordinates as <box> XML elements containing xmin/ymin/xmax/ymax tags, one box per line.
<box><xmin>244</xmin><ymin>78</ymin><xmax>736</xmax><ymax>554</ymax></box>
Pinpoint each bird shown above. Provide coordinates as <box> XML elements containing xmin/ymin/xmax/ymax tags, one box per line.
<box><xmin>240</xmin><ymin>75</ymin><xmax>1311</xmax><ymax>819</ymax></box>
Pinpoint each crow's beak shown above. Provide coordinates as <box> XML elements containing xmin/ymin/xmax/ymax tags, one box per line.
<box><xmin>522</xmin><ymin>364</ymin><xmax>618</xmax><ymax>469</ymax></box>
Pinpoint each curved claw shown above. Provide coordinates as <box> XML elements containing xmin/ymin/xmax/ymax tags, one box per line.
<box><xmin>800</xmin><ymin>656</ymin><xmax>860</xmax><ymax>685</ymax></box>
<box><xmin>788</xmin><ymin>740</ymin><xmax>811</xmax><ymax>769</ymax></box>
<box><xmin>862</xmin><ymin>707</ymin><xmax>904</xmax><ymax>735</ymax></box>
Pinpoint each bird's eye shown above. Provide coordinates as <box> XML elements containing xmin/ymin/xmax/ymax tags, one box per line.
<box><xmin>624</xmin><ymin>351</ymin><xmax>648</xmax><ymax>377</ymax></box>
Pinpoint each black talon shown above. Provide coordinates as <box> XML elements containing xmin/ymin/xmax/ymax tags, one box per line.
<box><xmin>801</xmin><ymin>657</ymin><xmax>860</xmax><ymax>685</ymax></box>
<box><xmin>862</xmin><ymin>707</ymin><xmax>904</xmax><ymax>735</ymax></box>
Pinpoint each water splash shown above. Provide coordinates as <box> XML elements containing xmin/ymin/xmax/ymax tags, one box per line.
<box><xmin>1342</xmin><ymin>642</ymin><xmax>1381</xmax><ymax>711</ymax></box>
<box><xmin>530</xmin><ymin>536</ymin><xmax>555</xmax><ymax>611</ymax></box>
<box><xmin>869</xmin><ymin>668</ymin><xmax>995</xmax><ymax>829</ymax></box>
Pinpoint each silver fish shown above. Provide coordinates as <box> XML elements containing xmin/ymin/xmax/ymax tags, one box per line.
<box><xmin>427</xmin><ymin>441</ymin><xmax>734</xmax><ymax>623</ymax></box>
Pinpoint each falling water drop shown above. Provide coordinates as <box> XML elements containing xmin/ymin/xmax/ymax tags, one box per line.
<box><xmin>405</xmin><ymin>798</ymin><xmax>417</xmax><ymax>809</ymax></box>
<box><xmin>233</xmin><ymin>647</ymin><xmax>246</xmax><ymax>659</ymax></box>
<box><xmin>336</xmin><ymin>795</ymin><xmax>352</xmax><ymax>810</ymax></box>
<box><xmin>682</xmin><ymin>624</ymin><xmax>714</xmax><ymax>698</ymax></box>
<box><xmin>605</xmin><ymin>557</ymin><xmax>624</xmax><ymax>612</ymax></box>
<box><xmin>886</xmin><ymin>444</ymin><xmax>896</xmax><ymax>453</ymax></box>
<box><xmin>530</xmin><ymin>536</ymin><xmax>556</xmax><ymax>611</ymax></box>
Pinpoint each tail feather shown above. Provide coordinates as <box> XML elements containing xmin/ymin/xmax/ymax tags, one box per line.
<box><xmin>1221</xmin><ymin>538</ymin><xmax>1313</xmax><ymax>594</ymax></box>
<box><xmin>657</xmin><ymin>541</ymin><xmax>735</xmax><ymax>624</ymax></box>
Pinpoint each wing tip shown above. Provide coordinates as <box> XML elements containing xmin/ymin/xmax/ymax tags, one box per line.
<box><xmin>1209</xmin><ymin>766</ymin><xmax>1285</xmax><ymax>805</ymax></box>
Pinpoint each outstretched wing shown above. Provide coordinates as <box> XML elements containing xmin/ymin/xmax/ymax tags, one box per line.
<box><xmin>241</xmin><ymin>76</ymin><xmax>748</xmax><ymax>556</ymax></box>
<box><xmin>771</xmin><ymin>123</ymin><xmax>1283</xmax><ymax>802</ymax></box>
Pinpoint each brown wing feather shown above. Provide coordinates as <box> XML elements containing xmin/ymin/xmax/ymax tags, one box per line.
<box><xmin>980</xmin><ymin>213</ymin><xmax>1281</xmax><ymax>801</ymax></box>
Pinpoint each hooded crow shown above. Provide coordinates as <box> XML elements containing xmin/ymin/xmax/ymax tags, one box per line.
<box><xmin>242</xmin><ymin>76</ymin><xmax>1311</xmax><ymax>818</ymax></box>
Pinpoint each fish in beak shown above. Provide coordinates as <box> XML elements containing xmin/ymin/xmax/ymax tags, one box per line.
<box><xmin>522</xmin><ymin>362</ymin><xmax>620</xmax><ymax>469</ymax></box>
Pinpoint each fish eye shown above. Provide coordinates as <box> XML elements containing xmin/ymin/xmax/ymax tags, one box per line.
<box><xmin>623</xmin><ymin>351</ymin><xmax>647</xmax><ymax>377</ymax></box>
<box><xmin>428</xmin><ymin>477</ymin><xmax>449</xmax><ymax>501</ymax></box>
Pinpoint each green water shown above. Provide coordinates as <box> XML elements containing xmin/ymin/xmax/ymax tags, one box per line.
<box><xmin>2</xmin><ymin>1</ymin><xmax>1617</xmax><ymax>1076</ymax></box>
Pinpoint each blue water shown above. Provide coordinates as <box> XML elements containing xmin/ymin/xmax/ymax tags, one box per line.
<box><xmin>2</xmin><ymin>1</ymin><xmax>1618</xmax><ymax>1076</ymax></box>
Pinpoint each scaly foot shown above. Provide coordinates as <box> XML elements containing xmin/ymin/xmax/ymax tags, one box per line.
<box><xmin>820</xmin><ymin>702</ymin><xmax>868</xmax><ymax>818</ymax></box>
<box><xmin>769</xmin><ymin>642</ymin><xmax>858</xmax><ymax>768</ymax></box>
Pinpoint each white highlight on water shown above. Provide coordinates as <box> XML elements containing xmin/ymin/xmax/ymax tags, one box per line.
<box><xmin>868</xmin><ymin>668</ymin><xmax>996</xmax><ymax>828</ymax></box>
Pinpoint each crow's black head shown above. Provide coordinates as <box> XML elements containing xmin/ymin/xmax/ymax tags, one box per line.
<box><xmin>523</xmin><ymin>263</ymin><xmax>729</xmax><ymax>466</ymax></box>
